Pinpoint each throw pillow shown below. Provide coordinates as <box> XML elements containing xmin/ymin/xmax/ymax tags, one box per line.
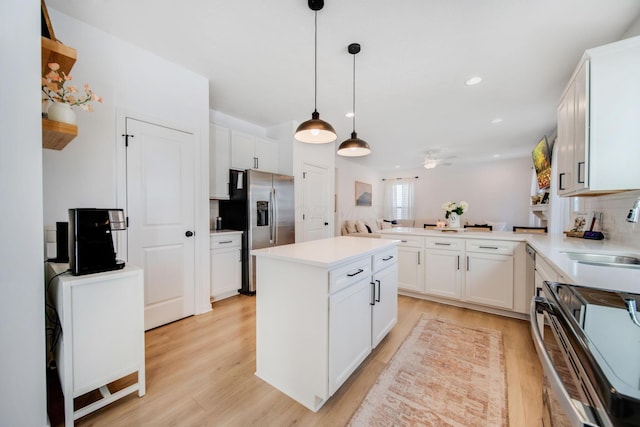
<box><xmin>344</xmin><ymin>220</ymin><xmax>357</xmax><ymax>234</ymax></box>
<box><xmin>355</xmin><ymin>220</ymin><xmax>368</xmax><ymax>233</ymax></box>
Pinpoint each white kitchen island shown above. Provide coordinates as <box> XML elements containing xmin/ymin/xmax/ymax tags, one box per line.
<box><xmin>252</xmin><ymin>236</ymin><xmax>399</xmax><ymax>412</ymax></box>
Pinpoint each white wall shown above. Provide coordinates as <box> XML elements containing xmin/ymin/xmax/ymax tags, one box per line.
<box><xmin>0</xmin><ymin>1</ymin><xmax>47</xmax><ymax>425</ymax></box>
<box><xmin>382</xmin><ymin>157</ymin><xmax>533</xmax><ymax>230</ymax></box>
<box><xmin>44</xmin><ymin>9</ymin><xmax>212</xmax><ymax>314</ymax></box>
<box><xmin>335</xmin><ymin>157</ymin><xmax>384</xmax><ymax>234</ymax></box>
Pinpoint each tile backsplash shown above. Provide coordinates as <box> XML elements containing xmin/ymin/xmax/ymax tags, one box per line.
<box><xmin>581</xmin><ymin>190</ymin><xmax>640</xmax><ymax>249</ymax></box>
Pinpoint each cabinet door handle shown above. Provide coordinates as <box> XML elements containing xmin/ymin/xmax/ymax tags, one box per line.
<box><xmin>478</xmin><ymin>246</ymin><xmax>499</xmax><ymax>250</ymax></box>
<box><xmin>559</xmin><ymin>172</ymin><xmax>566</xmax><ymax>191</ymax></box>
<box><xmin>457</xmin><ymin>255</ymin><xmax>460</xmax><ymax>270</ymax></box>
<box><xmin>376</xmin><ymin>280</ymin><xmax>381</xmax><ymax>302</ymax></box>
<box><xmin>370</xmin><ymin>281</ymin><xmax>376</xmax><ymax>306</ymax></box>
<box><xmin>382</xmin><ymin>255</ymin><xmax>394</xmax><ymax>261</ymax></box>
<box><xmin>417</xmin><ymin>252</ymin><xmax>421</xmax><ymax>265</ymax></box>
<box><xmin>467</xmin><ymin>256</ymin><xmax>470</xmax><ymax>271</ymax></box>
<box><xmin>435</xmin><ymin>242</ymin><xmax>451</xmax><ymax>246</ymax></box>
<box><xmin>577</xmin><ymin>161</ymin><xmax>585</xmax><ymax>184</ymax></box>
<box><xmin>347</xmin><ymin>268</ymin><xmax>364</xmax><ymax>277</ymax></box>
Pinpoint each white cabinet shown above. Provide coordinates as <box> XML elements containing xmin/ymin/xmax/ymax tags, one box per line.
<box><xmin>46</xmin><ymin>263</ymin><xmax>145</xmax><ymax>426</ymax></box>
<box><xmin>328</xmin><ymin>260</ymin><xmax>372</xmax><ymax>395</ymax></box>
<box><xmin>423</xmin><ymin>237</ymin><xmax>517</xmax><ymax>311</ymax></box>
<box><xmin>557</xmin><ymin>36</ymin><xmax>640</xmax><ymax>195</ymax></box>
<box><xmin>209</xmin><ymin>124</ymin><xmax>231</xmax><ymax>199</ymax></box>
<box><xmin>396</xmin><ymin>235</ymin><xmax>425</xmax><ymax>293</ymax></box>
<box><xmin>254</xmin><ymin>238</ymin><xmax>398</xmax><ymax>412</ymax></box>
<box><xmin>210</xmin><ymin>232</ymin><xmax>242</xmax><ymax>301</ymax></box>
<box><xmin>371</xmin><ymin>255</ymin><xmax>398</xmax><ymax>348</ymax></box>
<box><xmin>465</xmin><ymin>240</ymin><xmax>516</xmax><ymax>310</ymax></box>
<box><xmin>230</xmin><ymin>130</ymin><xmax>278</xmax><ymax>173</ymax></box>
<box><xmin>424</xmin><ymin>237</ymin><xmax>463</xmax><ymax>299</ymax></box>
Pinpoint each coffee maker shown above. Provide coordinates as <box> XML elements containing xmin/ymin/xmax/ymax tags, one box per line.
<box><xmin>68</xmin><ymin>208</ymin><xmax>126</xmax><ymax>275</ymax></box>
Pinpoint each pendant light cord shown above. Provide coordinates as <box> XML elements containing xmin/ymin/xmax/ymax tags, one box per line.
<box><xmin>352</xmin><ymin>52</ymin><xmax>356</xmax><ymax>132</ymax></box>
<box><xmin>314</xmin><ymin>10</ymin><xmax>318</xmax><ymax>112</ymax></box>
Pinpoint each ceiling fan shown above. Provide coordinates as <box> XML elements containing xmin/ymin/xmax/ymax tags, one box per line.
<box><xmin>423</xmin><ymin>150</ymin><xmax>455</xmax><ymax>169</ymax></box>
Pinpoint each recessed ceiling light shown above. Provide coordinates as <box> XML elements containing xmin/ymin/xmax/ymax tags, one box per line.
<box><xmin>465</xmin><ymin>76</ymin><xmax>482</xmax><ymax>86</ymax></box>
<box><xmin>345</xmin><ymin>112</ymin><xmax>355</xmax><ymax>118</ymax></box>
<box><xmin>491</xmin><ymin>118</ymin><xmax>503</xmax><ymax>124</ymax></box>
<box><xmin>493</xmin><ymin>154</ymin><xmax>501</xmax><ymax>158</ymax></box>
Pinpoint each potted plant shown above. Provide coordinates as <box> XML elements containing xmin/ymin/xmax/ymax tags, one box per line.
<box><xmin>441</xmin><ymin>201</ymin><xmax>468</xmax><ymax>228</ymax></box>
<box><xmin>42</xmin><ymin>62</ymin><xmax>102</xmax><ymax>125</ymax></box>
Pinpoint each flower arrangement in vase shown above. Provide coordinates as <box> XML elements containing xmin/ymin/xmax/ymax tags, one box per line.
<box><xmin>41</xmin><ymin>62</ymin><xmax>102</xmax><ymax>125</ymax></box>
<box><xmin>441</xmin><ymin>201</ymin><xmax>468</xmax><ymax>228</ymax></box>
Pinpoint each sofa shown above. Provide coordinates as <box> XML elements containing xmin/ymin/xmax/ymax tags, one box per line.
<box><xmin>340</xmin><ymin>218</ymin><xmax>393</xmax><ymax>238</ymax></box>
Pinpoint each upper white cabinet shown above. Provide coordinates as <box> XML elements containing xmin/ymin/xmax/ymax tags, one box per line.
<box><xmin>230</xmin><ymin>130</ymin><xmax>278</xmax><ymax>173</ymax></box>
<box><xmin>209</xmin><ymin>124</ymin><xmax>231</xmax><ymax>199</ymax></box>
<box><xmin>557</xmin><ymin>36</ymin><xmax>640</xmax><ymax>196</ymax></box>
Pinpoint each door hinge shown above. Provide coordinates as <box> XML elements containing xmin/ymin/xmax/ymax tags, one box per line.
<box><xmin>303</xmin><ymin>172</ymin><xmax>307</xmax><ymax>179</ymax></box>
<box><xmin>122</xmin><ymin>134</ymin><xmax>134</xmax><ymax>147</ymax></box>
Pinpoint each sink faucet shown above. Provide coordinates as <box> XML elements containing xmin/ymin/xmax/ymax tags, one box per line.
<box><xmin>627</xmin><ymin>198</ymin><xmax>640</xmax><ymax>223</ymax></box>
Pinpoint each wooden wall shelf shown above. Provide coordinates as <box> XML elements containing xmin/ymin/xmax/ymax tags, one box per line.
<box><xmin>42</xmin><ymin>36</ymin><xmax>78</xmax><ymax>150</ymax></box>
<box><xmin>42</xmin><ymin>119</ymin><xmax>77</xmax><ymax>150</ymax></box>
<box><xmin>41</xmin><ymin>36</ymin><xmax>76</xmax><ymax>77</ymax></box>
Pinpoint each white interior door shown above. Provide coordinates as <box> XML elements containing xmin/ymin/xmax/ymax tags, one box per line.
<box><xmin>125</xmin><ymin>118</ymin><xmax>196</xmax><ymax>330</ymax></box>
<box><xmin>302</xmin><ymin>163</ymin><xmax>330</xmax><ymax>242</ymax></box>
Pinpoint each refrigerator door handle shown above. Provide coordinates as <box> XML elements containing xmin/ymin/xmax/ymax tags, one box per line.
<box><xmin>270</xmin><ymin>187</ymin><xmax>277</xmax><ymax>244</ymax></box>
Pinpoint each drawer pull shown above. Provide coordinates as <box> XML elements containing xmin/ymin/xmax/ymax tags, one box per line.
<box><xmin>219</xmin><ymin>240</ymin><xmax>233</xmax><ymax>244</ymax></box>
<box><xmin>382</xmin><ymin>255</ymin><xmax>394</xmax><ymax>261</ymax></box>
<box><xmin>478</xmin><ymin>246</ymin><xmax>499</xmax><ymax>250</ymax></box>
<box><xmin>347</xmin><ymin>268</ymin><xmax>364</xmax><ymax>277</ymax></box>
<box><xmin>435</xmin><ymin>242</ymin><xmax>451</xmax><ymax>246</ymax></box>
<box><xmin>401</xmin><ymin>240</ymin><xmax>408</xmax><ymax>243</ymax></box>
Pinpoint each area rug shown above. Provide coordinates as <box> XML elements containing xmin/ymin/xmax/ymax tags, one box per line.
<box><xmin>348</xmin><ymin>316</ymin><xmax>508</xmax><ymax>427</ymax></box>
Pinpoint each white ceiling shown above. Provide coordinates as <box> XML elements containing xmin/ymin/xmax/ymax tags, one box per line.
<box><xmin>47</xmin><ymin>0</ymin><xmax>640</xmax><ymax>172</ymax></box>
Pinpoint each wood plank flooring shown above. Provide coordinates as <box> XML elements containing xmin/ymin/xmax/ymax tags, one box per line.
<box><xmin>47</xmin><ymin>295</ymin><xmax>542</xmax><ymax>426</ymax></box>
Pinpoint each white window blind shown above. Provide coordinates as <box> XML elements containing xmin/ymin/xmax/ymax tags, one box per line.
<box><xmin>384</xmin><ymin>178</ymin><xmax>415</xmax><ymax>220</ymax></box>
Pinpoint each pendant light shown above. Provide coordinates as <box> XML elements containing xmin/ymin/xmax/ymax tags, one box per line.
<box><xmin>294</xmin><ymin>0</ymin><xmax>337</xmax><ymax>144</ymax></box>
<box><xmin>337</xmin><ymin>43</ymin><xmax>371</xmax><ymax>157</ymax></box>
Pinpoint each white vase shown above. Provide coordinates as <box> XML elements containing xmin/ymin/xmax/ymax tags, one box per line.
<box><xmin>447</xmin><ymin>212</ymin><xmax>460</xmax><ymax>228</ymax></box>
<box><xmin>47</xmin><ymin>102</ymin><xmax>76</xmax><ymax>125</ymax></box>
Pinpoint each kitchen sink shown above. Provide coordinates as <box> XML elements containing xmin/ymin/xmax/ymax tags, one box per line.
<box><xmin>563</xmin><ymin>251</ymin><xmax>640</xmax><ymax>268</ymax></box>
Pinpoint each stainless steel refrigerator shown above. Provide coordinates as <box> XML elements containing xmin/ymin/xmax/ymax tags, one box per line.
<box><xmin>219</xmin><ymin>169</ymin><xmax>295</xmax><ymax>294</ymax></box>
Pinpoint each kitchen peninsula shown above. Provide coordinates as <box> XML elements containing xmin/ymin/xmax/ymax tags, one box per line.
<box><xmin>252</xmin><ymin>236</ymin><xmax>399</xmax><ymax>411</ymax></box>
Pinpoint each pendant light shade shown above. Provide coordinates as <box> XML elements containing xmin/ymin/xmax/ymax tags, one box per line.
<box><xmin>295</xmin><ymin>0</ymin><xmax>337</xmax><ymax>144</ymax></box>
<box><xmin>337</xmin><ymin>43</ymin><xmax>371</xmax><ymax>157</ymax></box>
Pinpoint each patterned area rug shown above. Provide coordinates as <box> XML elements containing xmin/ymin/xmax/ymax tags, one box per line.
<box><xmin>349</xmin><ymin>316</ymin><xmax>508</xmax><ymax>426</ymax></box>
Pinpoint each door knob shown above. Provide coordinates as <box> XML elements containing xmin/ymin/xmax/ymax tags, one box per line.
<box><xmin>185</xmin><ymin>231</ymin><xmax>194</xmax><ymax>237</ymax></box>
<box><xmin>324</xmin><ymin>222</ymin><xmax>329</xmax><ymax>226</ymax></box>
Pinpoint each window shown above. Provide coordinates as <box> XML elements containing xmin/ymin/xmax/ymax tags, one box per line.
<box><xmin>384</xmin><ymin>178</ymin><xmax>415</xmax><ymax>220</ymax></box>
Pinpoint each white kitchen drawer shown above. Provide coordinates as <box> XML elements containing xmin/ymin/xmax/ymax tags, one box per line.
<box><xmin>465</xmin><ymin>239</ymin><xmax>516</xmax><ymax>255</ymax></box>
<box><xmin>210</xmin><ymin>233</ymin><xmax>242</xmax><ymax>249</ymax></box>
<box><xmin>394</xmin><ymin>235</ymin><xmax>424</xmax><ymax>248</ymax></box>
<box><xmin>372</xmin><ymin>248</ymin><xmax>397</xmax><ymax>273</ymax></box>
<box><xmin>329</xmin><ymin>258</ymin><xmax>372</xmax><ymax>294</ymax></box>
<box><xmin>425</xmin><ymin>237</ymin><xmax>463</xmax><ymax>251</ymax></box>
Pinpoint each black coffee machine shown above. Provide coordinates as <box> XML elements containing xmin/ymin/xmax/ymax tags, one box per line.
<box><xmin>68</xmin><ymin>208</ymin><xmax>126</xmax><ymax>275</ymax></box>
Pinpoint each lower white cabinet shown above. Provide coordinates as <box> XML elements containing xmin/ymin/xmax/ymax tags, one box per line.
<box><xmin>422</xmin><ymin>237</ymin><xmax>517</xmax><ymax>310</ymax></box>
<box><xmin>424</xmin><ymin>237</ymin><xmax>464</xmax><ymax>299</ymax></box>
<box><xmin>210</xmin><ymin>232</ymin><xmax>242</xmax><ymax>301</ymax></box>
<box><xmin>396</xmin><ymin>235</ymin><xmax>425</xmax><ymax>293</ymax></box>
<box><xmin>329</xmin><ymin>274</ymin><xmax>372</xmax><ymax>395</ymax></box>
<box><xmin>46</xmin><ymin>263</ymin><xmax>145</xmax><ymax>427</ymax></box>
<box><xmin>254</xmin><ymin>238</ymin><xmax>398</xmax><ymax>412</ymax></box>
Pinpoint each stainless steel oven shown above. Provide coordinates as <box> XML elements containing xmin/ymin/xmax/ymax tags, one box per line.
<box><xmin>530</xmin><ymin>282</ymin><xmax>640</xmax><ymax>426</ymax></box>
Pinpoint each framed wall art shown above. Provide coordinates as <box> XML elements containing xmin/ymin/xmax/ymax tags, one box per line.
<box><xmin>355</xmin><ymin>181</ymin><xmax>372</xmax><ymax>206</ymax></box>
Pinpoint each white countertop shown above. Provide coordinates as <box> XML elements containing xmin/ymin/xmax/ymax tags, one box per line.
<box><xmin>251</xmin><ymin>236</ymin><xmax>399</xmax><ymax>269</ymax></box>
<box><xmin>381</xmin><ymin>227</ymin><xmax>640</xmax><ymax>293</ymax></box>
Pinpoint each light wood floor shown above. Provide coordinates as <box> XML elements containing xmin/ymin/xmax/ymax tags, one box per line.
<box><xmin>48</xmin><ymin>295</ymin><xmax>542</xmax><ymax>426</ymax></box>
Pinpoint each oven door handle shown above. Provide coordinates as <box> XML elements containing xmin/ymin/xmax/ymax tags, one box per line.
<box><xmin>530</xmin><ymin>297</ymin><xmax>600</xmax><ymax>427</ymax></box>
